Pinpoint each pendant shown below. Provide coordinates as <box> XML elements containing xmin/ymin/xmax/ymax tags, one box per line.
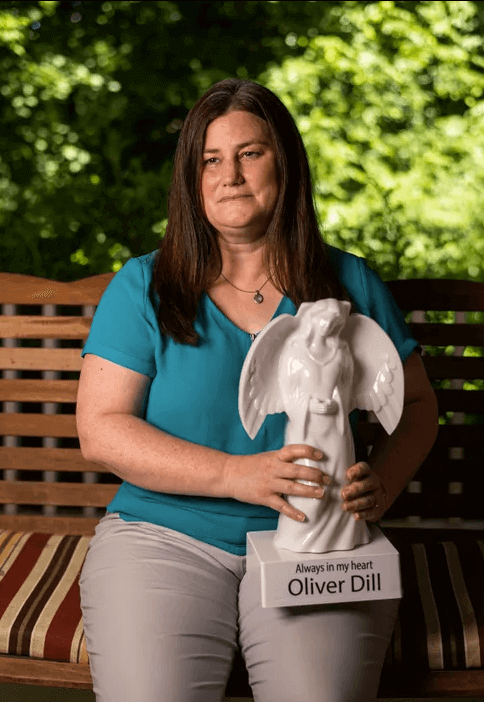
<box><xmin>254</xmin><ymin>291</ymin><xmax>264</xmax><ymax>304</ymax></box>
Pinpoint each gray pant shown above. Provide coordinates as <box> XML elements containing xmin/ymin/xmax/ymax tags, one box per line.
<box><xmin>79</xmin><ymin>512</ymin><xmax>400</xmax><ymax>702</ymax></box>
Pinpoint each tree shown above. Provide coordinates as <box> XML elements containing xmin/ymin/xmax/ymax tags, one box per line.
<box><xmin>1</xmin><ymin>1</ymin><xmax>484</xmax><ymax>285</ymax></box>
<box><xmin>261</xmin><ymin>0</ymin><xmax>484</xmax><ymax>281</ymax></box>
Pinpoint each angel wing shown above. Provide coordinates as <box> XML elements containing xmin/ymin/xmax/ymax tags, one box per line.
<box><xmin>238</xmin><ymin>313</ymin><xmax>300</xmax><ymax>440</ymax></box>
<box><xmin>340</xmin><ymin>314</ymin><xmax>404</xmax><ymax>434</ymax></box>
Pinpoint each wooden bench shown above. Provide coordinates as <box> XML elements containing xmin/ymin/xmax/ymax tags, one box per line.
<box><xmin>0</xmin><ymin>271</ymin><xmax>483</xmax><ymax>698</ymax></box>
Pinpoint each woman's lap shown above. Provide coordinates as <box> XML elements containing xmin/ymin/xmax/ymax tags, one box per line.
<box><xmin>80</xmin><ymin>512</ymin><xmax>400</xmax><ymax>702</ymax></box>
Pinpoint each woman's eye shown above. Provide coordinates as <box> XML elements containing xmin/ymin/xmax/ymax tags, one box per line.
<box><xmin>203</xmin><ymin>152</ymin><xmax>260</xmax><ymax>166</ymax></box>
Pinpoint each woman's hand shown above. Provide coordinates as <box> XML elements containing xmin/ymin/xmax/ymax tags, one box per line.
<box><xmin>223</xmin><ymin>445</ymin><xmax>331</xmax><ymax>522</ymax></box>
<box><xmin>341</xmin><ymin>461</ymin><xmax>388</xmax><ymax>523</ymax></box>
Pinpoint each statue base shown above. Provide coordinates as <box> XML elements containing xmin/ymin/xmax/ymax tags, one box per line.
<box><xmin>246</xmin><ymin>525</ymin><xmax>402</xmax><ymax>608</ymax></box>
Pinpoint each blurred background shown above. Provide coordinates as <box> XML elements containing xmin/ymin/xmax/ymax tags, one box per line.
<box><xmin>1</xmin><ymin>0</ymin><xmax>484</xmax><ymax>285</ymax></box>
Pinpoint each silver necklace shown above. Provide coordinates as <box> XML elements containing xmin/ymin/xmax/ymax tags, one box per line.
<box><xmin>220</xmin><ymin>272</ymin><xmax>272</xmax><ymax>304</ymax></box>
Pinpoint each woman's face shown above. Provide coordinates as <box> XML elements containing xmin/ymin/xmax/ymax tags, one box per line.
<box><xmin>200</xmin><ymin>110</ymin><xmax>280</xmax><ymax>242</ymax></box>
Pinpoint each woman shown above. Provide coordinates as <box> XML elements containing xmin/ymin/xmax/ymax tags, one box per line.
<box><xmin>77</xmin><ymin>78</ymin><xmax>438</xmax><ymax>702</ymax></box>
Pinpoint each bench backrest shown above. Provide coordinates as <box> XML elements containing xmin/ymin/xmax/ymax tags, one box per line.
<box><xmin>382</xmin><ymin>279</ymin><xmax>484</xmax><ymax>526</ymax></box>
<box><xmin>1</xmin><ymin>272</ymin><xmax>483</xmax><ymax>534</ymax></box>
<box><xmin>0</xmin><ymin>272</ymin><xmax>116</xmax><ymax>535</ymax></box>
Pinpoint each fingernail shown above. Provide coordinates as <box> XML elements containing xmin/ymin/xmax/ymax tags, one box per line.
<box><xmin>314</xmin><ymin>449</ymin><xmax>323</xmax><ymax>459</ymax></box>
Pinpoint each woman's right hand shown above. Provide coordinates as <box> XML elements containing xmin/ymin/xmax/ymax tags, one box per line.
<box><xmin>223</xmin><ymin>444</ymin><xmax>331</xmax><ymax>522</ymax></box>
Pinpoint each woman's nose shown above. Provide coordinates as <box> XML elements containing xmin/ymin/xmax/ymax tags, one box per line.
<box><xmin>221</xmin><ymin>159</ymin><xmax>244</xmax><ymax>185</ymax></box>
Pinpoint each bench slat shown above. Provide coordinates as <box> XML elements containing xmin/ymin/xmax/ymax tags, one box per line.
<box><xmin>378</xmin><ymin>668</ymin><xmax>484</xmax><ymax>697</ymax></box>
<box><xmin>0</xmin><ymin>657</ymin><xmax>483</xmax><ymax>696</ymax></box>
<box><xmin>388</xmin><ymin>492</ymin><xmax>469</xmax><ymax>515</ymax></box>
<box><xmin>0</xmin><ymin>272</ymin><xmax>115</xmax><ymax>306</ymax></box>
<box><xmin>358</xmin><ymin>420</ymin><xmax>484</xmax><ymax>443</ymax></box>
<box><xmin>0</xmin><ymin>379</ymin><xmax>79</xmax><ymax>403</ymax></box>
<box><xmin>404</xmin><ymin>459</ymin><xmax>481</xmax><ymax>480</ymax></box>
<box><xmin>386</xmin><ymin>279</ymin><xmax>484</xmax><ymax>311</ymax></box>
<box><xmin>357</xmin><ymin>421</ymin><xmax>484</xmax><ymax>446</ymax></box>
<box><xmin>410</xmin><ymin>322</ymin><xmax>484</xmax><ymax>347</ymax></box>
<box><xmin>0</xmin><ymin>348</ymin><xmax>83</xmax><ymax>372</ymax></box>
<box><xmin>0</xmin><ymin>515</ymin><xmax>99</xmax><ymax>534</ymax></box>
<box><xmin>1</xmin><ymin>655</ymin><xmax>484</xmax><ymax>695</ymax></box>
<box><xmin>0</xmin><ymin>656</ymin><xmax>93</xmax><ymax>689</ymax></box>
<box><xmin>1</xmin><ymin>414</ymin><xmax>78</xmax><ymax>437</ymax></box>
<box><xmin>0</xmin><ymin>481</ymin><xmax>117</xmax><ymax>506</ymax></box>
<box><xmin>422</xmin><ymin>355</ymin><xmax>484</xmax><ymax>379</ymax></box>
<box><xmin>434</xmin><ymin>389</ymin><xmax>484</xmax><ymax>413</ymax></box>
<box><xmin>0</xmin><ymin>447</ymin><xmax>111</xmax><ymax>472</ymax></box>
<box><xmin>0</xmin><ymin>316</ymin><xmax>91</xmax><ymax>339</ymax></box>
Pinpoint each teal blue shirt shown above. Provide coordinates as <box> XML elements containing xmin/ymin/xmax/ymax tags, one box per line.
<box><xmin>81</xmin><ymin>246</ymin><xmax>419</xmax><ymax>555</ymax></box>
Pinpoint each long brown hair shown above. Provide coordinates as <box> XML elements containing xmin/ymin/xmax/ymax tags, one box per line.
<box><xmin>152</xmin><ymin>78</ymin><xmax>352</xmax><ymax>345</ymax></box>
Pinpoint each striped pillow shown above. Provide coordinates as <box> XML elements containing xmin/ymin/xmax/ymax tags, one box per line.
<box><xmin>0</xmin><ymin>530</ymin><xmax>90</xmax><ymax>664</ymax></box>
<box><xmin>1</xmin><ymin>527</ymin><xmax>483</xmax><ymax>673</ymax></box>
<box><xmin>383</xmin><ymin>528</ymin><xmax>484</xmax><ymax>671</ymax></box>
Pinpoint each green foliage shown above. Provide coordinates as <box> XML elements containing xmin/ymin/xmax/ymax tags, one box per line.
<box><xmin>260</xmin><ymin>0</ymin><xmax>484</xmax><ymax>280</ymax></box>
<box><xmin>1</xmin><ymin>1</ymin><xmax>484</xmax><ymax>283</ymax></box>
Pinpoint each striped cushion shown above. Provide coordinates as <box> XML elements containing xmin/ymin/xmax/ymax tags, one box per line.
<box><xmin>383</xmin><ymin>528</ymin><xmax>484</xmax><ymax>671</ymax></box>
<box><xmin>0</xmin><ymin>528</ymin><xmax>483</xmax><ymax>672</ymax></box>
<box><xmin>0</xmin><ymin>530</ymin><xmax>90</xmax><ymax>664</ymax></box>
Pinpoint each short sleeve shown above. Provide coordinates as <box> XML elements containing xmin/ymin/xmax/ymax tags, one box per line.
<box><xmin>81</xmin><ymin>257</ymin><xmax>157</xmax><ymax>378</ymax></box>
<box><xmin>356</xmin><ymin>257</ymin><xmax>421</xmax><ymax>363</ymax></box>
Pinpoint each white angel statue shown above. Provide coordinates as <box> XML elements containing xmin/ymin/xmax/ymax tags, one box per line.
<box><xmin>238</xmin><ymin>299</ymin><xmax>404</xmax><ymax>554</ymax></box>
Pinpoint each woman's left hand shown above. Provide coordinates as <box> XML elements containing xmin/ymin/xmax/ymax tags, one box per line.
<box><xmin>340</xmin><ymin>461</ymin><xmax>388</xmax><ymax>523</ymax></box>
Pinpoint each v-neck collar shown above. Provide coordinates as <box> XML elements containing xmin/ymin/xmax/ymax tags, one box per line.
<box><xmin>202</xmin><ymin>290</ymin><xmax>292</xmax><ymax>338</ymax></box>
